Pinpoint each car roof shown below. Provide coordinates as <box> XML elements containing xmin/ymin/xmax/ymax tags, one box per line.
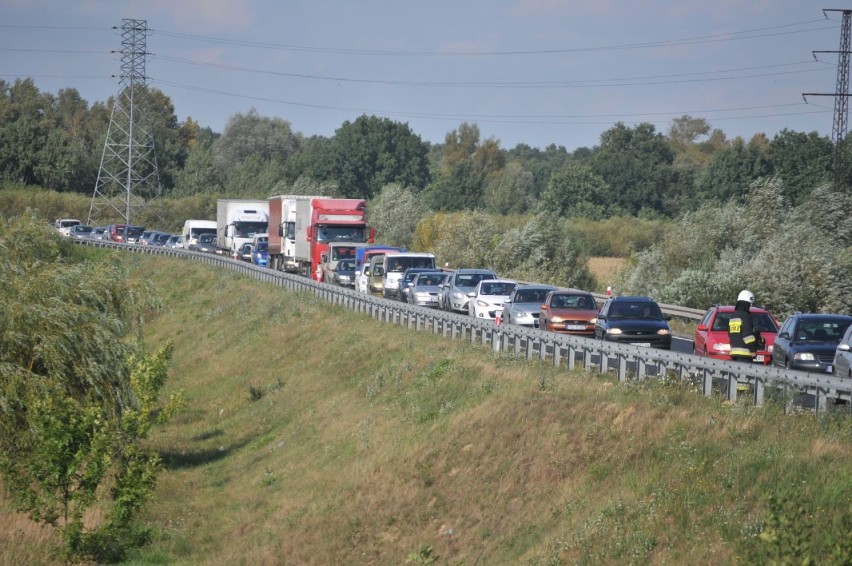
<box><xmin>609</xmin><ymin>295</ymin><xmax>657</xmax><ymax>302</ymax></box>
<box><xmin>453</xmin><ymin>268</ymin><xmax>495</xmax><ymax>274</ymax></box>
<box><xmin>514</xmin><ymin>284</ymin><xmax>557</xmax><ymax>290</ymax></box>
<box><xmin>712</xmin><ymin>305</ymin><xmax>771</xmax><ymax>313</ymax></box>
<box><xmin>789</xmin><ymin>313</ymin><xmax>852</xmax><ymax>321</ymax></box>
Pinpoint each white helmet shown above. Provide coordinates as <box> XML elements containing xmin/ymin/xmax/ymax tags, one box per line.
<box><xmin>737</xmin><ymin>289</ymin><xmax>755</xmax><ymax>304</ymax></box>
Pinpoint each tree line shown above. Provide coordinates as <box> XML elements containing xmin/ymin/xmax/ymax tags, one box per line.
<box><xmin>1</xmin><ymin>78</ymin><xmax>845</xmax><ymax>217</ymax></box>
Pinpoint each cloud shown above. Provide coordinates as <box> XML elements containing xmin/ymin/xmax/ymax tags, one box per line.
<box><xmin>147</xmin><ymin>0</ymin><xmax>254</xmax><ymax>32</ymax></box>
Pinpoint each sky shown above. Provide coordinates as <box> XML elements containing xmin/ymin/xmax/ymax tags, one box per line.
<box><xmin>0</xmin><ymin>0</ymin><xmax>846</xmax><ymax>151</ymax></box>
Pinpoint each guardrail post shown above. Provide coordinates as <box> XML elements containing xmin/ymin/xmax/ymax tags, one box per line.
<box><xmin>539</xmin><ymin>339</ymin><xmax>548</xmax><ymax>362</ymax></box>
<box><xmin>617</xmin><ymin>355</ymin><xmax>627</xmax><ymax>382</ymax></box>
<box><xmin>553</xmin><ymin>344</ymin><xmax>561</xmax><ymax>368</ymax></box>
<box><xmin>726</xmin><ymin>374</ymin><xmax>738</xmax><ymax>402</ymax></box>
<box><xmin>583</xmin><ymin>348</ymin><xmax>593</xmax><ymax>372</ymax></box>
<box><xmin>637</xmin><ymin>358</ymin><xmax>646</xmax><ymax>380</ymax></box>
<box><xmin>492</xmin><ymin>330</ymin><xmax>502</xmax><ymax>353</ymax></box>
<box><xmin>815</xmin><ymin>387</ymin><xmax>827</xmax><ymax>413</ymax></box>
<box><xmin>753</xmin><ymin>377</ymin><xmax>764</xmax><ymax>407</ymax></box>
<box><xmin>599</xmin><ymin>351</ymin><xmax>609</xmax><ymax>374</ymax></box>
<box><xmin>702</xmin><ymin>369</ymin><xmax>713</xmax><ymax>397</ymax></box>
<box><xmin>567</xmin><ymin>346</ymin><xmax>576</xmax><ymax>370</ymax></box>
<box><xmin>526</xmin><ymin>337</ymin><xmax>535</xmax><ymax>360</ymax></box>
<box><xmin>513</xmin><ymin>334</ymin><xmax>521</xmax><ymax>355</ymax></box>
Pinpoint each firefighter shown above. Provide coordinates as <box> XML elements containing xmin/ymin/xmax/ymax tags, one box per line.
<box><xmin>728</xmin><ymin>289</ymin><xmax>758</xmax><ymax>362</ymax></box>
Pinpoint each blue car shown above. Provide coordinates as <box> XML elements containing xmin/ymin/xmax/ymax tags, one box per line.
<box><xmin>252</xmin><ymin>242</ymin><xmax>269</xmax><ymax>267</ymax></box>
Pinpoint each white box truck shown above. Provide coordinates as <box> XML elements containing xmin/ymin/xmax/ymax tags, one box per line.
<box><xmin>216</xmin><ymin>199</ymin><xmax>269</xmax><ymax>257</ymax></box>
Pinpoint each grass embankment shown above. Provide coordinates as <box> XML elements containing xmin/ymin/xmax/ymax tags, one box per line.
<box><xmin>3</xmin><ymin>254</ymin><xmax>851</xmax><ymax>565</ymax></box>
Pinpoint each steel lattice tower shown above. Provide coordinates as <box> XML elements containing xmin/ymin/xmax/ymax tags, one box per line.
<box><xmin>804</xmin><ymin>9</ymin><xmax>852</xmax><ymax>193</ymax></box>
<box><xmin>88</xmin><ymin>19</ymin><xmax>162</xmax><ymax>227</ymax></box>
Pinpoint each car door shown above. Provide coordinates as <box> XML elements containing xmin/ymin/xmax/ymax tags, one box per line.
<box><xmin>773</xmin><ymin>318</ymin><xmax>794</xmax><ymax>368</ymax></box>
<box><xmin>595</xmin><ymin>299</ymin><xmax>613</xmax><ymax>339</ymax></box>
<box><xmin>693</xmin><ymin>308</ymin><xmax>714</xmax><ymax>356</ymax></box>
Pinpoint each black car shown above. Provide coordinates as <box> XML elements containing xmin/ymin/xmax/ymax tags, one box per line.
<box><xmin>595</xmin><ymin>296</ymin><xmax>672</xmax><ymax>350</ymax></box>
<box><xmin>332</xmin><ymin>258</ymin><xmax>357</xmax><ymax>288</ymax></box>
<box><xmin>772</xmin><ymin>313</ymin><xmax>852</xmax><ymax>373</ymax></box>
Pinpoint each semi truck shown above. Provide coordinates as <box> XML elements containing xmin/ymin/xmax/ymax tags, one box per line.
<box><xmin>268</xmin><ymin>195</ymin><xmax>328</xmax><ymax>273</ymax></box>
<box><xmin>299</xmin><ymin>198</ymin><xmax>375</xmax><ymax>281</ymax></box>
<box><xmin>216</xmin><ymin>199</ymin><xmax>269</xmax><ymax>257</ymax></box>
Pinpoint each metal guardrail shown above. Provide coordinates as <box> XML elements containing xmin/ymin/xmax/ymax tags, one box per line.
<box><xmin>78</xmin><ymin>240</ymin><xmax>851</xmax><ymax>413</ymax></box>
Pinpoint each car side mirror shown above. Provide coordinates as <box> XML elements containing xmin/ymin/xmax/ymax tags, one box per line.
<box><xmin>598</xmin><ymin>314</ymin><xmax>606</xmax><ymax>321</ymax></box>
<box><xmin>779</xmin><ymin>332</ymin><xmax>790</xmax><ymax>340</ymax></box>
<box><xmin>838</xmin><ymin>343</ymin><xmax>851</xmax><ymax>352</ymax></box>
<box><xmin>467</xmin><ymin>291</ymin><xmax>475</xmax><ymax>298</ymax></box>
<box><xmin>540</xmin><ymin>304</ymin><xmax>548</xmax><ymax>311</ymax></box>
<box><xmin>696</xmin><ymin>324</ymin><xmax>708</xmax><ymax>331</ymax></box>
<box><xmin>664</xmin><ymin>315</ymin><xmax>672</xmax><ymax>321</ymax></box>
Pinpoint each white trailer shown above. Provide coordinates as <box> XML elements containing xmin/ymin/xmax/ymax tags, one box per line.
<box><xmin>216</xmin><ymin>199</ymin><xmax>269</xmax><ymax>256</ymax></box>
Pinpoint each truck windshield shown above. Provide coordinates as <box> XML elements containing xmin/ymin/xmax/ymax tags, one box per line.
<box><xmin>234</xmin><ymin>222</ymin><xmax>267</xmax><ymax>238</ymax></box>
<box><xmin>190</xmin><ymin>227</ymin><xmax>216</xmax><ymax>238</ymax></box>
<box><xmin>331</xmin><ymin>246</ymin><xmax>357</xmax><ymax>261</ymax></box>
<box><xmin>316</xmin><ymin>226</ymin><xmax>366</xmax><ymax>243</ymax></box>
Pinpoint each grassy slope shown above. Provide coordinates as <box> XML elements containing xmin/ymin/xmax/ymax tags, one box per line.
<box><xmin>3</xmin><ymin>253</ymin><xmax>851</xmax><ymax>565</ymax></box>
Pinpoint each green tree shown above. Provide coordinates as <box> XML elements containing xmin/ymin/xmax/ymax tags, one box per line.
<box><xmin>493</xmin><ymin>213</ymin><xmax>595</xmax><ymax>289</ymax></box>
<box><xmin>0</xmin><ymin>213</ymin><xmax>179</xmax><ymax>562</ymax></box>
<box><xmin>483</xmin><ymin>160</ymin><xmax>533</xmax><ymax>214</ymax></box>
<box><xmin>693</xmin><ymin>135</ymin><xmax>773</xmax><ymax>205</ymax></box>
<box><xmin>330</xmin><ymin>115</ymin><xmax>431</xmax><ymax>199</ymax></box>
<box><xmin>537</xmin><ymin>161</ymin><xmax>613</xmax><ymax>219</ymax></box>
<box><xmin>369</xmin><ymin>183</ymin><xmax>430</xmax><ymax>248</ymax></box>
<box><xmin>590</xmin><ymin>122</ymin><xmax>681</xmax><ymax>216</ymax></box>
<box><xmin>420</xmin><ymin>210</ymin><xmax>499</xmax><ymax>268</ymax></box>
<box><xmin>768</xmin><ymin>129</ymin><xmax>832</xmax><ymax>204</ymax></box>
<box><xmin>212</xmin><ymin>108</ymin><xmax>301</xmax><ymax>171</ymax></box>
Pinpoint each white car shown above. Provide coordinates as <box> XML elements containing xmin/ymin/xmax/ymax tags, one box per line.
<box><xmin>467</xmin><ymin>279</ymin><xmax>517</xmax><ymax>320</ymax></box>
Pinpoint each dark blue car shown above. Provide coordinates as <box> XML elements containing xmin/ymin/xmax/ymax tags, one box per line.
<box><xmin>594</xmin><ymin>296</ymin><xmax>672</xmax><ymax>350</ymax></box>
<box><xmin>772</xmin><ymin>313</ymin><xmax>852</xmax><ymax>373</ymax></box>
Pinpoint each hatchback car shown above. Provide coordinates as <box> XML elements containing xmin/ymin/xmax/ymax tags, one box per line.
<box><xmin>693</xmin><ymin>305</ymin><xmax>779</xmax><ymax>365</ymax></box>
<box><xmin>68</xmin><ymin>224</ymin><xmax>94</xmax><ymax>240</ymax></box>
<box><xmin>408</xmin><ymin>272</ymin><xmax>447</xmax><ymax>308</ymax></box>
<box><xmin>165</xmin><ymin>234</ymin><xmax>183</xmax><ymax>248</ymax></box>
<box><xmin>236</xmin><ymin>242</ymin><xmax>253</xmax><ymax>262</ymax></box>
<box><xmin>467</xmin><ymin>279</ymin><xmax>517</xmax><ymax>320</ymax></box>
<box><xmin>195</xmin><ymin>233</ymin><xmax>218</xmax><ymax>253</ymax></box>
<box><xmin>772</xmin><ymin>313</ymin><xmax>852</xmax><ymax>373</ymax></box>
<box><xmin>399</xmin><ymin>268</ymin><xmax>442</xmax><ymax>303</ymax></box>
<box><xmin>832</xmin><ymin>324</ymin><xmax>852</xmax><ymax>378</ymax></box>
<box><xmin>332</xmin><ymin>258</ymin><xmax>357</xmax><ymax>288</ymax></box>
<box><xmin>595</xmin><ymin>296</ymin><xmax>672</xmax><ymax>349</ymax></box>
<box><xmin>502</xmin><ymin>285</ymin><xmax>558</xmax><ymax>328</ymax></box>
<box><xmin>251</xmin><ymin>241</ymin><xmax>269</xmax><ymax>267</ymax></box>
<box><xmin>540</xmin><ymin>290</ymin><xmax>599</xmax><ymax>335</ymax></box>
<box><xmin>440</xmin><ymin>269</ymin><xmax>497</xmax><ymax>313</ymax></box>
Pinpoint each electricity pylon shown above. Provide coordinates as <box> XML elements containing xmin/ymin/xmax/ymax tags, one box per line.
<box><xmin>803</xmin><ymin>9</ymin><xmax>852</xmax><ymax>193</ymax></box>
<box><xmin>88</xmin><ymin>19</ymin><xmax>163</xmax><ymax>228</ymax></box>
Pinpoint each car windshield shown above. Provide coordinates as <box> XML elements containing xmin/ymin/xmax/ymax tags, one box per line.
<box><xmin>417</xmin><ymin>274</ymin><xmax>444</xmax><ymax>286</ymax></box>
<box><xmin>198</xmin><ymin>233</ymin><xmax>216</xmax><ymax>244</ymax></box>
<box><xmin>455</xmin><ymin>273</ymin><xmax>491</xmax><ymax>288</ymax></box>
<box><xmin>711</xmin><ymin>312</ymin><xmax>777</xmax><ymax>333</ymax></box>
<box><xmin>608</xmin><ymin>301</ymin><xmax>663</xmax><ymax>320</ymax></box>
<box><xmin>794</xmin><ymin>319</ymin><xmax>851</xmax><ymax>342</ymax></box>
<box><xmin>337</xmin><ymin>260</ymin><xmax>354</xmax><ymax>270</ymax></box>
<box><xmin>480</xmin><ymin>282</ymin><xmax>515</xmax><ymax>296</ymax></box>
<box><xmin>74</xmin><ymin>226</ymin><xmax>92</xmax><ymax>233</ymax></box>
<box><xmin>551</xmin><ymin>294</ymin><xmax>595</xmax><ymax>309</ymax></box>
<box><xmin>514</xmin><ymin>289</ymin><xmax>551</xmax><ymax>303</ymax></box>
<box><xmin>256</xmin><ymin>242</ymin><xmax>268</xmax><ymax>252</ymax></box>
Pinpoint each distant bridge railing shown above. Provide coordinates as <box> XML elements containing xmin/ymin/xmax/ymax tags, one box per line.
<box><xmin>79</xmin><ymin>240</ymin><xmax>851</xmax><ymax>413</ymax></box>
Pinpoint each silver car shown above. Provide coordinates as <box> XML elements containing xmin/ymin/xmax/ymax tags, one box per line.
<box><xmin>408</xmin><ymin>272</ymin><xmax>447</xmax><ymax>308</ymax></box>
<box><xmin>832</xmin><ymin>324</ymin><xmax>852</xmax><ymax>378</ymax></box>
<box><xmin>503</xmin><ymin>284</ymin><xmax>557</xmax><ymax>328</ymax></box>
<box><xmin>440</xmin><ymin>268</ymin><xmax>497</xmax><ymax>313</ymax></box>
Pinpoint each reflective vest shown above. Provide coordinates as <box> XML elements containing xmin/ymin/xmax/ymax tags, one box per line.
<box><xmin>728</xmin><ymin>308</ymin><xmax>757</xmax><ymax>359</ymax></box>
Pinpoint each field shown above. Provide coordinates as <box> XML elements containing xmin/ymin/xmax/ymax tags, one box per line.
<box><xmin>587</xmin><ymin>256</ymin><xmax>627</xmax><ymax>290</ymax></box>
<box><xmin>1</xmin><ymin>253</ymin><xmax>850</xmax><ymax>565</ymax></box>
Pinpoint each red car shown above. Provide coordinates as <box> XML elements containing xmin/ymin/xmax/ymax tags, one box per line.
<box><xmin>540</xmin><ymin>290</ymin><xmax>599</xmax><ymax>335</ymax></box>
<box><xmin>694</xmin><ymin>305</ymin><xmax>780</xmax><ymax>365</ymax></box>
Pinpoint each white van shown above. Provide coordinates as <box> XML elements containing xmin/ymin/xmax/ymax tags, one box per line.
<box><xmin>182</xmin><ymin>219</ymin><xmax>217</xmax><ymax>250</ymax></box>
<box><xmin>382</xmin><ymin>252</ymin><xmax>436</xmax><ymax>300</ymax></box>
<box><xmin>55</xmin><ymin>218</ymin><xmax>81</xmax><ymax>236</ymax></box>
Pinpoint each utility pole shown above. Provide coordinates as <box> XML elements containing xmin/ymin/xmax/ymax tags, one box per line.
<box><xmin>803</xmin><ymin>9</ymin><xmax>852</xmax><ymax>193</ymax></box>
<box><xmin>88</xmin><ymin>19</ymin><xmax>163</xmax><ymax>231</ymax></box>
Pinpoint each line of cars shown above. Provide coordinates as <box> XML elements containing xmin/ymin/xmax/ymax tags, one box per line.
<box><xmin>55</xmin><ymin>219</ymin><xmax>183</xmax><ymax>248</ymax></box>
<box><xmin>693</xmin><ymin>303</ymin><xmax>852</xmax><ymax>377</ymax></box>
